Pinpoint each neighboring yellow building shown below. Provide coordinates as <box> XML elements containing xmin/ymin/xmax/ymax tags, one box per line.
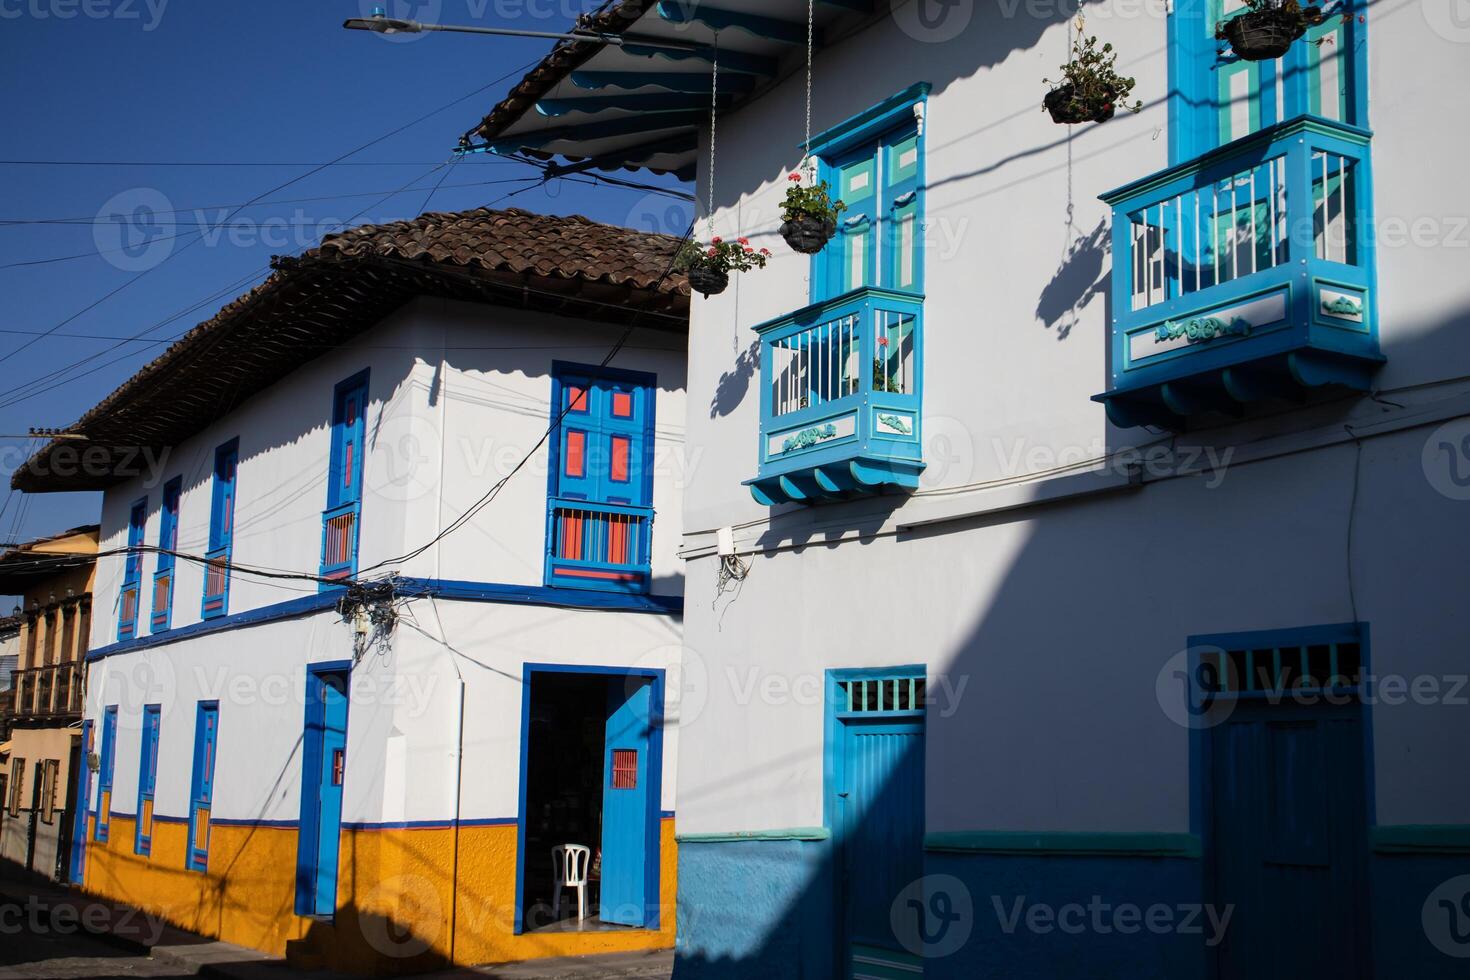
<box><xmin>0</xmin><ymin>524</ymin><xmax>98</xmax><ymax>882</ymax></box>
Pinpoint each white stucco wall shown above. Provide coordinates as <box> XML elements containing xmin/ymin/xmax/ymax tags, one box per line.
<box><xmin>684</xmin><ymin>2</ymin><xmax>1470</xmax><ymax>532</ymax></box>
<box><xmin>90</xmin><ymin>297</ymin><xmax>688</xmax><ymax>647</ymax></box>
<box><xmin>676</xmin><ymin>4</ymin><xmax>1470</xmax><ymax>835</ymax></box>
<box><xmin>83</xmin><ymin>598</ymin><xmax>681</xmax><ymax>827</ymax></box>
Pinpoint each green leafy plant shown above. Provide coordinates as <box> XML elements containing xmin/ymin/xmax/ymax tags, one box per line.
<box><xmin>781</xmin><ymin>172</ymin><xmax>848</xmax><ymax>225</ymax></box>
<box><xmin>1043</xmin><ymin>26</ymin><xmax>1142</xmax><ymax>124</ymax></box>
<box><xmin>674</xmin><ymin>236</ymin><xmax>771</xmax><ymax>275</ymax></box>
<box><xmin>1215</xmin><ymin>0</ymin><xmax>1323</xmax><ymax>43</ymax></box>
<box><xmin>872</xmin><ymin>358</ymin><xmax>903</xmax><ymax>393</ymax></box>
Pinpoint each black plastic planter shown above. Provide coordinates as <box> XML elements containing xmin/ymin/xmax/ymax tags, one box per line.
<box><xmin>780</xmin><ymin>215</ymin><xmax>836</xmax><ymax>255</ymax></box>
<box><xmin>687</xmin><ymin>267</ymin><xmax>729</xmax><ymax>297</ymax></box>
<box><xmin>1044</xmin><ymin>84</ymin><xmax>1118</xmax><ymax>125</ymax></box>
<box><xmin>1219</xmin><ymin>7</ymin><xmax>1319</xmax><ymax>61</ymax></box>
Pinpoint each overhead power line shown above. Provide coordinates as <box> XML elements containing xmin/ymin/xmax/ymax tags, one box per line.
<box><xmin>0</xmin><ymin>175</ymin><xmax>574</xmax><ymax>227</ymax></box>
<box><xmin>0</xmin><ymin>159</ymin><xmax>509</xmax><ymax>167</ymax></box>
<box><xmin>0</xmin><ymin>56</ymin><xmax>541</xmax><ymax>367</ymax></box>
<box><xmin>0</xmin><ymin>159</ymin><xmax>463</xmax><ymax>413</ymax></box>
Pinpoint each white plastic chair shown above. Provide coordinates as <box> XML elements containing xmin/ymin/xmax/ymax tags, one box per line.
<box><xmin>551</xmin><ymin>844</ymin><xmax>592</xmax><ymax>921</ymax></box>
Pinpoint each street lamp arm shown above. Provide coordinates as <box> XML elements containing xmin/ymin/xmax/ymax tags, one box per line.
<box><xmin>341</xmin><ymin>15</ymin><xmax>706</xmax><ymax>54</ymax></box>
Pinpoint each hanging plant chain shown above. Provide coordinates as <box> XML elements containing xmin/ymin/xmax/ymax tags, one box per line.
<box><xmin>803</xmin><ymin>0</ymin><xmax>813</xmax><ymax>179</ymax></box>
<box><xmin>708</xmin><ymin>32</ymin><xmax>718</xmax><ymax>239</ymax></box>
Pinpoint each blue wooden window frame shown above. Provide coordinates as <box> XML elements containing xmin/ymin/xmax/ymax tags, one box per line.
<box><xmin>544</xmin><ymin>362</ymin><xmax>657</xmax><ymax>594</ymax></box>
<box><xmin>202</xmin><ymin>439</ymin><xmax>238</xmax><ymax>620</ymax></box>
<box><xmin>320</xmin><ymin>370</ymin><xmax>369</xmax><ymax>585</ymax></box>
<box><xmin>186</xmin><ymin>701</ymin><xmax>220</xmax><ymax>872</ymax></box>
<box><xmin>1168</xmin><ymin>0</ymin><xmax>1368</xmax><ymax>166</ymax></box>
<box><xmin>150</xmin><ymin>477</ymin><xmax>181</xmax><ymax>633</ymax></box>
<box><xmin>135</xmin><ymin>704</ymin><xmax>161</xmax><ymax>856</ymax></box>
<box><xmin>94</xmin><ymin>705</ymin><xmax>118</xmax><ymax>842</ymax></box>
<box><xmin>118</xmin><ymin>497</ymin><xmax>147</xmax><ymax>640</ymax></box>
<box><xmin>807</xmin><ymin>83</ymin><xmax>929</xmax><ymax>305</ymax></box>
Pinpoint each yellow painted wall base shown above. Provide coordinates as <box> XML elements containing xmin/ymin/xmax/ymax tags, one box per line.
<box><xmin>80</xmin><ymin>815</ymin><xmax>677</xmax><ymax>976</ymax></box>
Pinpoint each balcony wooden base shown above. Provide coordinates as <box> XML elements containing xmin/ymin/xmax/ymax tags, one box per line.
<box><xmin>1095</xmin><ymin>347</ymin><xmax>1384</xmax><ymax>430</ymax></box>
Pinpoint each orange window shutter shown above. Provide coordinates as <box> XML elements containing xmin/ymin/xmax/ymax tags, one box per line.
<box><xmin>610</xmin><ymin>436</ymin><xmax>630</xmax><ymax>483</ymax></box>
<box><xmin>565</xmin><ymin>431</ymin><xmax>586</xmax><ymax>478</ymax></box>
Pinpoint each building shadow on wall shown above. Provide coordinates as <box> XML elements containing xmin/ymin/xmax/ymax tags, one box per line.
<box><xmin>672</xmin><ymin>310</ymin><xmax>1470</xmax><ymax>980</ymax></box>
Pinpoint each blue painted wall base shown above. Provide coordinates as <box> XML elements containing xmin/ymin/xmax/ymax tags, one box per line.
<box><xmin>675</xmin><ymin>839</ymin><xmax>1470</xmax><ymax>976</ymax></box>
<box><xmin>921</xmin><ymin>851</ymin><xmax>1208</xmax><ymax>980</ymax></box>
<box><xmin>1371</xmin><ymin>853</ymin><xmax>1470</xmax><ymax>978</ymax></box>
<box><xmin>674</xmin><ymin>839</ymin><xmax>836</xmax><ymax>980</ymax></box>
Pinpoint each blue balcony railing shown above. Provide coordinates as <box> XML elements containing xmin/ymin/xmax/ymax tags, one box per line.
<box><xmin>545</xmin><ymin>498</ymin><xmax>652</xmax><ymax>594</ymax></box>
<box><xmin>745</xmin><ymin>286</ymin><xmax>925</xmax><ymax>505</ymax></box>
<box><xmin>1096</xmin><ymin>116</ymin><xmax>1383</xmax><ymax>429</ymax></box>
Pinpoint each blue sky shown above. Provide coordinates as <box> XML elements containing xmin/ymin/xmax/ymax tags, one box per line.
<box><xmin>0</xmin><ymin>0</ymin><xmax>691</xmax><ymax>553</ymax></box>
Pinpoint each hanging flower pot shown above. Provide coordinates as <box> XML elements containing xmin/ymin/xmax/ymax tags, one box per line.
<box><xmin>780</xmin><ymin>172</ymin><xmax>846</xmax><ymax>255</ymax></box>
<box><xmin>780</xmin><ymin>215</ymin><xmax>837</xmax><ymax>255</ymax></box>
<box><xmin>1216</xmin><ymin>0</ymin><xmax>1323</xmax><ymax>61</ymax></box>
<box><xmin>686</xmin><ymin>266</ymin><xmax>729</xmax><ymax>297</ymax></box>
<box><xmin>1042</xmin><ymin>24</ymin><xmax>1141</xmax><ymax>126</ymax></box>
<box><xmin>676</xmin><ymin>237</ymin><xmax>770</xmax><ymax>298</ymax></box>
<box><xmin>1044</xmin><ymin>83</ymin><xmax>1119</xmax><ymax>125</ymax></box>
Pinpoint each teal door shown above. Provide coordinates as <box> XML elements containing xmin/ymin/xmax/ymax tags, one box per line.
<box><xmin>599</xmin><ymin>677</ymin><xmax>653</xmax><ymax>926</ymax></box>
<box><xmin>302</xmin><ymin>671</ymin><xmax>349</xmax><ymax>917</ymax></box>
<box><xmin>1210</xmin><ymin>699</ymin><xmax>1371</xmax><ymax>978</ymax></box>
<box><xmin>836</xmin><ymin>716</ymin><xmax>926</xmax><ymax>976</ymax></box>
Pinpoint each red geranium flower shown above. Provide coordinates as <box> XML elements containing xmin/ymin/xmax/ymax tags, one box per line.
<box><xmin>877</xmin><ymin>336</ymin><xmax>890</xmax><ymax>346</ymax></box>
<box><xmin>711</xmin><ymin>236</ymin><xmax>722</xmax><ymax>244</ymax></box>
<box><xmin>737</xmin><ymin>237</ymin><xmax>749</xmax><ymax>245</ymax></box>
<box><xmin>788</xmin><ymin>173</ymin><xmax>802</xmax><ymax>182</ymax></box>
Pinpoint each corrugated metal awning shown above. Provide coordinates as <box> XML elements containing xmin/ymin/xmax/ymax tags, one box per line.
<box><xmin>466</xmin><ymin>0</ymin><xmax>881</xmax><ymax>178</ymax></box>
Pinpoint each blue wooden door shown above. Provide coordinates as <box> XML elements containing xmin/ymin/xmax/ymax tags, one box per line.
<box><xmin>822</xmin><ymin>144</ymin><xmax>879</xmax><ymax>300</ymax></box>
<box><xmin>599</xmin><ymin>677</ymin><xmax>653</xmax><ymax>926</ymax></box>
<box><xmin>188</xmin><ymin>704</ymin><xmax>219</xmax><ymax>871</ymax></box>
<box><xmin>135</xmin><ymin>706</ymin><xmax>161</xmax><ymax>855</ymax></box>
<box><xmin>310</xmin><ymin>672</ymin><xmax>349</xmax><ymax>916</ymax></box>
<box><xmin>1210</xmin><ymin>699</ymin><xmax>1370</xmax><ymax>979</ymax></box>
<box><xmin>838</xmin><ymin>717</ymin><xmax>925</xmax><ymax>976</ymax></box>
<box><xmin>68</xmin><ymin>720</ymin><xmax>91</xmax><ymax>883</ymax></box>
<box><xmin>95</xmin><ymin>707</ymin><xmax>116</xmax><ymax>842</ymax></box>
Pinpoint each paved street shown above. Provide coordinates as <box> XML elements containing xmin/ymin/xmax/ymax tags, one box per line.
<box><xmin>0</xmin><ymin>896</ymin><xmax>197</xmax><ymax>979</ymax></box>
<box><xmin>0</xmin><ymin>869</ymin><xmax>671</xmax><ymax>980</ymax></box>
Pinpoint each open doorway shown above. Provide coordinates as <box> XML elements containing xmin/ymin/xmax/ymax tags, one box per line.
<box><xmin>517</xmin><ymin>665</ymin><xmax>663</xmax><ymax>934</ymax></box>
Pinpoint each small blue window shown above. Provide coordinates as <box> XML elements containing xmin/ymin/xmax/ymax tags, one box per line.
<box><xmin>135</xmin><ymin>704</ymin><xmax>161</xmax><ymax>856</ymax></box>
<box><xmin>150</xmin><ymin>477</ymin><xmax>181</xmax><ymax>633</ymax></box>
<box><xmin>202</xmin><ymin>439</ymin><xmax>238</xmax><ymax>619</ymax></box>
<box><xmin>94</xmin><ymin>706</ymin><xmax>118</xmax><ymax>842</ymax></box>
<box><xmin>545</xmin><ymin>363</ymin><xmax>655</xmax><ymax>593</ymax></box>
<box><xmin>118</xmin><ymin>498</ymin><xmax>147</xmax><ymax>640</ymax></box>
<box><xmin>321</xmin><ymin>371</ymin><xmax>368</xmax><ymax>584</ymax></box>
